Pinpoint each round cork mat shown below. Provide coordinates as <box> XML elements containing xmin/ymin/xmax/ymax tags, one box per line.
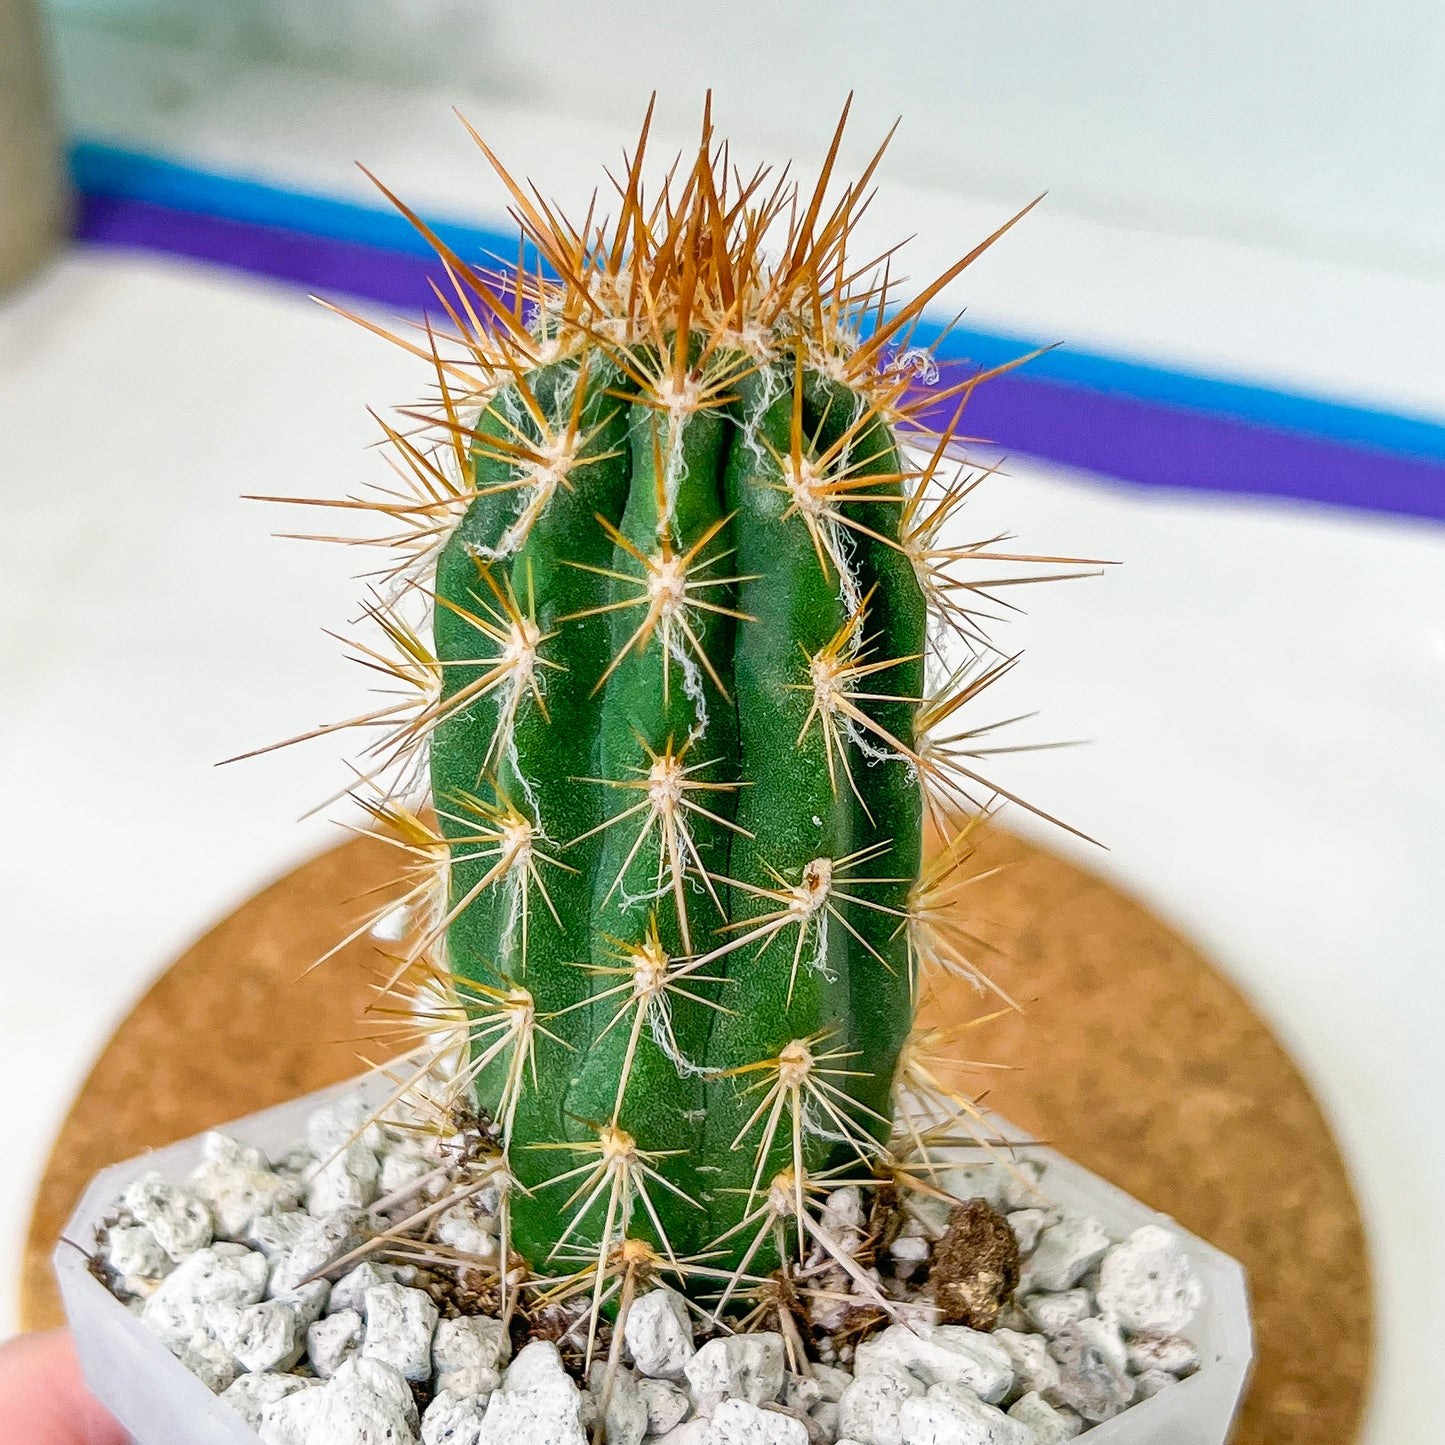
<box><xmin>22</xmin><ymin>828</ymin><xmax>1370</xmax><ymax>1443</ymax></box>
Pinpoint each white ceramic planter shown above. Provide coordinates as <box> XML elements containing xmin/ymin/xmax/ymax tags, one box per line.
<box><xmin>56</xmin><ymin>1074</ymin><xmax>1253</xmax><ymax>1444</ymax></box>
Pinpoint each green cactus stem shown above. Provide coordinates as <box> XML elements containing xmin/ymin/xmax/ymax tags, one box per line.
<box><xmin>317</xmin><ymin>103</ymin><xmax>1076</xmax><ymax>1327</ymax></box>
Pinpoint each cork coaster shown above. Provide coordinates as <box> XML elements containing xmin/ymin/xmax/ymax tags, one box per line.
<box><xmin>22</xmin><ymin>828</ymin><xmax>1370</xmax><ymax>1443</ymax></box>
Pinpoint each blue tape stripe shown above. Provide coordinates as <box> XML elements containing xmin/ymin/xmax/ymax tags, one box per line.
<box><xmin>70</xmin><ymin>141</ymin><xmax>541</xmax><ymax>272</ymax></box>
<box><xmin>900</xmin><ymin>316</ymin><xmax>1445</xmax><ymax>464</ymax></box>
<box><xmin>69</xmin><ymin>140</ymin><xmax>1445</xmax><ymax>466</ymax></box>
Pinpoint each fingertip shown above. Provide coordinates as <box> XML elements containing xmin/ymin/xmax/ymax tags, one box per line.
<box><xmin>0</xmin><ymin>1329</ymin><xmax>128</xmax><ymax>1445</ymax></box>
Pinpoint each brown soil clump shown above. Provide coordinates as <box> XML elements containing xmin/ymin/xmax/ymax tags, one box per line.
<box><xmin>929</xmin><ymin>1198</ymin><xmax>1020</xmax><ymax>1328</ymax></box>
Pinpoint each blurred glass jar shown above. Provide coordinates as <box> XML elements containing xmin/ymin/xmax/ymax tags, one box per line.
<box><xmin>0</xmin><ymin>0</ymin><xmax>70</xmax><ymax>292</ymax></box>
<box><xmin>42</xmin><ymin>0</ymin><xmax>498</xmax><ymax>88</ymax></box>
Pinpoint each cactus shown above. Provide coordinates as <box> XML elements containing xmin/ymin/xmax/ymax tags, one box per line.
<box><xmin>299</xmin><ymin>101</ymin><xmax>1083</xmax><ymax>1329</ymax></box>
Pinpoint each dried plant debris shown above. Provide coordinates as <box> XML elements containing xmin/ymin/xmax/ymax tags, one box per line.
<box><xmin>97</xmin><ymin>1088</ymin><xmax>1203</xmax><ymax>1443</ymax></box>
<box><xmin>929</xmin><ymin>1199</ymin><xmax>1020</xmax><ymax>1330</ymax></box>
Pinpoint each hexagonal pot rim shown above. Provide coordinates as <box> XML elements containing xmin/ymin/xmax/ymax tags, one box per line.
<box><xmin>55</xmin><ymin>1073</ymin><xmax>1253</xmax><ymax>1444</ymax></box>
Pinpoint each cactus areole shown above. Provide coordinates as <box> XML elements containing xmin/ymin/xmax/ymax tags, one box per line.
<box><xmin>325</xmin><ymin>101</ymin><xmax>1060</xmax><ymax>1313</ymax></box>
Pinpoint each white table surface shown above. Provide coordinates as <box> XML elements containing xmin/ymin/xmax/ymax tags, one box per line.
<box><xmin>3</xmin><ymin>64</ymin><xmax>1444</xmax><ymax>1441</ymax></box>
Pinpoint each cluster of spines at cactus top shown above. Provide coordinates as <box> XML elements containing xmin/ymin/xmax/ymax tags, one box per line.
<box><xmin>272</xmin><ymin>98</ymin><xmax>1090</xmax><ymax>1334</ymax></box>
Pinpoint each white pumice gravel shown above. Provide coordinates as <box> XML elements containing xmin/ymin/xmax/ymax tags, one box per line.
<box><xmin>888</xmin><ymin>1236</ymin><xmax>931</xmax><ymax>1274</ymax></box>
<box><xmin>1095</xmin><ymin>1225</ymin><xmax>1204</xmax><ymax>1335</ymax></box>
<box><xmin>305</xmin><ymin>1097</ymin><xmax>389</xmax><ymax>1157</ymax></box>
<box><xmin>435</xmin><ymin>1196</ymin><xmax>499</xmax><ymax>1258</ymax></box>
<box><xmin>498</xmin><ymin>1338</ymin><xmax>571</xmax><ymax>1392</ymax></box>
<box><xmin>261</xmin><ymin>1355</ymin><xmax>420</xmax><ymax>1445</ymax></box>
<box><xmin>989</xmin><ymin>1305</ymin><xmax>1032</xmax><ymax>1337</ymax></box>
<box><xmin>655</xmin><ymin>1419</ymin><xmax>712</xmax><ymax>1445</ymax></box>
<box><xmin>247</xmin><ymin>1211</ymin><xmax>316</xmax><ymax>1259</ymax></box>
<box><xmin>854</xmin><ymin>1326</ymin><xmax>1012</xmax><ymax>1405</ymax></box>
<box><xmin>897</xmin><ymin>1382</ymin><xmax>1032</xmax><ymax>1445</ymax></box>
<box><xmin>308</xmin><ymin>1308</ymin><xmax>364</xmax><ymax>1379</ymax></box>
<box><xmin>1004</xmin><ymin>1210</ymin><xmax>1052</xmax><ymax>1258</ymax></box>
<box><xmin>361</xmin><ymin>1282</ymin><xmax>440</xmax><ymax>1382</ymax></box>
<box><xmin>807</xmin><ymin>1287</ymin><xmax>852</xmax><ymax>1336</ymax></box>
<box><xmin>897</xmin><ymin>1209</ymin><xmax>947</xmax><ymax>1244</ymax></box>
<box><xmin>1020</xmin><ymin>1292</ymin><xmax>1093</xmax><ymax>1338</ymax></box>
<box><xmin>221</xmin><ymin>1373</ymin><xmax>319</xmax><ymax>1432</ymax></box>
<box><xmin>267</xmin><ymin>1211</ymin><xmax>369</xmax><ymax>1296</ymax></box>
<box><xmin>329</xmin><ymin>1260</ymin><xmax>401</xmax><ymax>1315</ymax></box>
<box><xmin>1005</xmin><ymin>1392</ymin><xmax>1082</xmax><ymax>1442</ymax></box>
<box><xmin>1046</xmin><ymin>1319</ymin><xmax>1133</xmax><ymax>1423</ymax></box>
<box><xmin>105</xmin><ymin>1223</ymin><xmax>170</xmax><ymax>1285</ymax></box>
<box><xmin>1019</xmin><ymin>1219</ymin><xmax>1111</xmax><ymax>1296</ymax></box>
<box><xmin>821</xmin><ymin>1188</ymin><xmax>866</xmax><ymax>1251</ymax></box>
<box><xmin>997</xmin><ymin>1161</ymin><xmax>1048</xmax><ymax>1211</ymax></box>
<box><xmin>305</xmin><ymin>1141</ymin><xmax>382</xmax><ymax>1215</ymax></box>
<box><xmin>590</xmin><ymin>1362</ymin><xmax>650</xmax><ymax>1445</ymax></box>
<box><xmin>189</xmin><ymin>1134</ymin><xmax>305</xmax><ymax>1239</ymax></box>
<box><xmin>142</xmin><ymin>1243</ymin><xmax>270</xmax><ymax>1345</ymax></box>
<box><xmin>638</xmin><ymin>1376</ymin><xmax>692</xmax><ymax>1435</ymax></box>
<box><xmin>433</xmin><ymin>1314</ymin><xmax>507</xmax><ymax>1397</ymax></box>
<box><xmin>627</xmin><ymin>1288</ymin><xmax>697</xmax><ymax>1379</ymax></box>
<box><xmin>933</xmin><ymin>1167</ymin><xmax>1003</xmax><ymax>1214</ymax></box>
<box><xmin>784</xmin><ymin>1372</ymin><xmax>821</xmax><ymax>1414</ymax></box>
<box><xmin>1122</xmin><ymin>1332</ymin><xmax>1198</xmax><ymax>1377</ymax></box>
<box><xmin>1131</xmin><ymin>1369</ymin><xmax>1176</xmax><ymax>1401</ymax></box>
<box><xmin>990</xmin><ymin>1328</ymin><xmax>1061</xmax><ymax>1400</ymax></box>
<box><xmin>139</xmin><ymin>1290</ymin><xmax>209</xmax><ymax>1351</ymax></box>
<box><xmin>277</xmin><ymin>1277</ymin><xmax>331</xmax><ymax>1329</ymax></box>
<box><xmin>105</xmin><ymin>1089</ymin><xmax>1209</xmax><ymax>1441</ymax></box>
<box><xmin>274</xmin><ymin>1146</ymin><xmax>317</xmax><ymax>1183</ymax></box>
<box><xmin>211</xmin><ymin>1298</ymin><xmax>308</xmax><ymax>1373</ymax></box>
<box><xmin>474</xmin><ymin>1341</ymin><xmax>589</xmax><ymax>1445</ymax></box>
<box><xmin>422</xmin><ymin>1389</ymin><xmax>490</xmax><ymax>1445</ymax></box>
<box><xmin>173</xmin><ymin>1329</ymin><xmax>243</xmax><ymax>1394</ymax></box>
<box><xmin>380</xmin><ymin>1147</ymin><xmax>438</xmax><ymax>1199</ymax></box>
<box><xmin>326</xmin><ymin>1354</ymin><xmax>422</xmax><ymax>1439</ymax></box>
<box><xmin>812</xmin><ymin>1398</ymin><xmax>841</xmax><ymax>1442</ymax></box>
<box><xmin>810</xmin><ymin>1365</ymin><xmax>852</xmax><ymax>1404</ymax></box>
<box><xmin>705</xmin><ymin>1398</ymin><xmax>810</xmax><ymax>1445</ymax></box>
<box><xmin>838</xmin><ymin>1364</ymin><xmax>922</xmax><ymax>1445</ymax></box>
<box><xmin>121</xmin><ymin>1172</ymin><xmax>214</xmax><ymax>1261</ymax></box>
<box><xmin>686</xmin><ymin>1333</ymin><xmax>786</xmax><ymax>1415</ymax></box>
<box><xmin>258</xmin><ymin>1383</ymin><xmax>327</xmax><ymax>1445</ymax></box>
